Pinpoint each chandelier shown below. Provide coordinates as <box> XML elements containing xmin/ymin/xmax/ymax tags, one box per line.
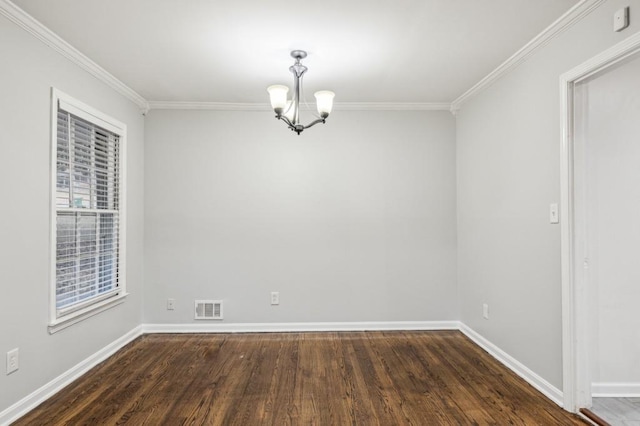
<box><xmin>267</xmin><ymin>50</ymin><xmax>335</xmax><ymax>135</ymax></box>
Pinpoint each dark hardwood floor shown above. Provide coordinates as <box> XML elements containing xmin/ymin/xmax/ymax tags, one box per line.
<box><xmin>14</xmin><ymin>331</ymin><xmax>587</xmax><ymax>425</ymax></box>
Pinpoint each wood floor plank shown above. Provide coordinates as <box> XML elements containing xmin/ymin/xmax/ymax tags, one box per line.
<box><xmin>350</xmin><ymin>333</ymin><xmax>410</xmax><ymax>424</ymax></box>
<box><xmin>339</xmin><ymin>334</ymin><xmax>380</xmax><ymax>425</ymax></box>
<box><xmin>13</xmin><ymin>331</ymin><xmax>587</xmax><ymax>425</ymax></box>
<box><xmin>266</xmin><ymin>334</ymin><xmax>300</xmax><ymax>425</ymax></box>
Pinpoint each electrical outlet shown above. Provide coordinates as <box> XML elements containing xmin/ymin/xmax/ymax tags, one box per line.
<box><xmin>271</xmin><ymin>292</ymin><xmax>279</xmax><ymax>305</ymax></box>
<box><xmin>7</xmin><ymin>348</ymin><xmax>19</xmax><ymax>375</ymax></box>
<box><xmin>482</xmin><ymin>303</ymin><xmax>489</xmax><ymax>320</ymax></box>
<box><xmin>167</xmin><ymin>298</ymin><xmax>175</xmax><ymax>310</ymax></box>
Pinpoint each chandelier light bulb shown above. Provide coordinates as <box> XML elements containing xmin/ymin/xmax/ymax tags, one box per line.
<box><xmin>267</xmin><ymin>85</ymin><xmax>289</xmax><ymax>115</ymax></box>
<box><xmin>314</xmin><ymin>91</ymin><xmax>335</xmax><ymax>118</ymax></box>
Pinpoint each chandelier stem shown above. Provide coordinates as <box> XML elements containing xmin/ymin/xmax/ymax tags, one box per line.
<box><xmin>292</xmin><ymin>70</ymin><xmax>300</xmax><ymax>126</ymax></box>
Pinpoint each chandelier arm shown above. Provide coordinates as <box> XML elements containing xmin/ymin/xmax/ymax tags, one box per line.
<box><xmin>278</xmin><ymin>115</ymin><xmax>296</xmax><ymax>129</ymax></box>
<box><xmin>301</xmin><ymin>118</ymin><xmax>326</xmax><ymax>130</ymax></box>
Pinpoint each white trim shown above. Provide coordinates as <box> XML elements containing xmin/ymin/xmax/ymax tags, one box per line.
<box><xmin>560</xmin><ymin>31</ymin><xmax>640</xmax><ymax>413</ymax></box>
<box><xmin>335</xmin><ymin>102</ymin><xmax>451</xmax><ymax>112</ymax></box>
<box><xmin>459</xmin><ymin>323</ymin><xmax>564</xmax><ymax>407</ymax></box>
<box><xmin>0</xmin><ymin>0</ymin><xmax>149</xmax><ymax>114</ymax></box>
<box><xmin>142</xmin><ymin>320</ymin><xmax>460</xmax><ymax>334</ymax></box>
<box><xmin>146</xmin><ymin>101</ymin><xmax>452</xmax><ymax>112</ymax></box>
<box><xmin>48</xmin><ymin>88</ymin><xmax>59</xmax><ymax>333</ymax></box>
<box><xmin>0</xmin><ymin>326</ymin><xmax>143</xmax><ymax>426</ymax></box>
<box><xmin>49</xmin><ymin>88</ymin><xmax>128</xmax><ymax>331</ymax></box>
<box><xmin>55</xmin><ymin>88</ymin><xmax>127</xmax><ymax>134</ymax></box>
<box><xmin>48</xmin><ymin>294</ymin><xmax>128</xmax><ymax>334</ymax></box>
<box><xmin>560</xmin><ymin>32</ymin><xmax>640</xmax><ymax>85</ymax></box>
<box><xmin>148</xmin><ymin>102</ymin><xmax>271</xmax><ymax>111</ymax></box>
<box><xmin>560</xmin><ymin>58</ymin><xmax>579</xmax><ymax>413</ymax></box>
<box><xmin>450</xmin><ymin>0</ymin><xmax>605</xmax><ymax>111</ymax></box>
<box><xmin>592</xmin><ymin>383</ymin><xmax>640</xmax><ymax>398</ymax></box>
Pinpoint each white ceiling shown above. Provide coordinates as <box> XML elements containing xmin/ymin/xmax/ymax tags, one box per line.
<box><xmin>13</xmin><ymin>0</ymin><xmax>579</xmax><ymax>104</ymax></box>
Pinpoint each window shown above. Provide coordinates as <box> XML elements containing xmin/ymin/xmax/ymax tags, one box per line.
<box><xmin>49</xmin><ymin>89</ymin><xmax>127</xmax><ymax>333</ymax></box>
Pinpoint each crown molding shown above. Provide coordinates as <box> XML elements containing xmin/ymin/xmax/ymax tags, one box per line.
<box><xmin>450</xmin><ymin>0</ymin><xmax>606</xmax><ymax>111</ymax></box>
<box><xmin>0</xmin><ymin>0</ymin><xmax>149</xmax><ymax>114</ymax></box>
<box><xmin>147</xmin><ymin>101</ymin><xmax>271</xmax><ymax>111</ymax></box>
<box><xmin>3</xmin><ymin>0</ymin><xmax>603</xmax><ymax>116</ymax></box>
<box><xmin>336</xmin><ymin>102</ymin><xmax>451</xmax><ymax>111</ymax></box>
<box><xmin>147</xmin><ymin>101</ymin><xmax>452</xmax><ymax>112</ymax></box>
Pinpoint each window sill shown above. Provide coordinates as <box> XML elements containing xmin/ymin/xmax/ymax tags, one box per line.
<box><xmin>48</xmin><ymin>293</ymin><xmax>128</xmax><ymax>334</ymax></box>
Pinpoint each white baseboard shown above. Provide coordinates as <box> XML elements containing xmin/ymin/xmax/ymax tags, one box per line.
<box><xmin>459</xmin><ymin>323</ymin><xmax>564</xmax><ymax>407</ymax></box>
<box><xmin>142</xmin><ymin>320</ymin><xmax>460</xmax><ymax>334</ymax></box>
<box><xmin>0</xmin><ymin>325</ymin><xmax>143</xmax><ymax>426</ymax></box>
<box><xmin>592</xmin><ymin>382</ymin><xmax>640</xmax><ymax>397</ymax></box>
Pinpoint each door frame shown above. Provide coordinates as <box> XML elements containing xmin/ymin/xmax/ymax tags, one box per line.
<box><xmin>560</xmin><ymin>31</ymin><xmax>640</xmax><ymax>412</ymax></box>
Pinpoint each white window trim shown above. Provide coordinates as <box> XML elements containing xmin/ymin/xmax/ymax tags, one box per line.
<box><xmin>49</xmin><ymin>88</ymin><xmax>128</xmax><ymax>334</ymax></box>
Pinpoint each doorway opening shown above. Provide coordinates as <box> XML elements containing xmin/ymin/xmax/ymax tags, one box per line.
<box><xmin>560</xmin><ymin>32</ymin><xmax>640</xmax><ymax>422</ymax></box>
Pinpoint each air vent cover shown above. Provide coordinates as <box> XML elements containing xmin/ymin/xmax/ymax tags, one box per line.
<box><xmin>194</xmin><ymin>300</ymin><xmax>223</xmax><ymax>320</ymax></box>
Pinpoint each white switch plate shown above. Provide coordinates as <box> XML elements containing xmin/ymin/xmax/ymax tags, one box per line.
<box><xmin>614</xmin><ymin>7</ymin><xmax>629</xmax><ymax>32</ymax></box>
<box><xmin>271</xmin><ymin>292</ymin><xmax>279</xmax><ymax>305</ymax></box>
<box><xmin>167</xmin><ymin>298</ymin><xmax>175</xmax><ymax>310</ymax></box>
<box><xmin>7</xmin><ymin>348</ymin><xmax>19</xmax><ymax>375</ymax></box>
<box><xmin>549</xmin><ymin>203</ymin><xmax>559</xmax><ymax>224</ymax></box>
<box><xmin>482</xmin><ymin>304</ymin><xmax>489</xmax><ymax>320</ymax></box>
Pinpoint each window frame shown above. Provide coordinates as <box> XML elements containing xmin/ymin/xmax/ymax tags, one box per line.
<box><xmin>49</xmin><ymin>88</ymin><xmax>128</xmax><ymax>334</ymax></box>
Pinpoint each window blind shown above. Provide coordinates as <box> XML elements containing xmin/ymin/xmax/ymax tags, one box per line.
<box><xmin>55</xmin><ymin>106</ymin><xmax>121</xmax><ymax>315</ymax></box>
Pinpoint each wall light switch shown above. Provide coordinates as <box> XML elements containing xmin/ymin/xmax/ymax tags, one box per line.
<box><xmin>271</xmin><ymin>292</ymin><xmax>279</xmax><ymax>305</ymax></box>
<box><xmin>549</xmin><ymin>203</ymin><xmax>559</xmax><ymax>224</ymax></box>
<box><xmin>614</xmin><ymin>7</ymin><xmax>629</xmax><ymax>32</ymax></box>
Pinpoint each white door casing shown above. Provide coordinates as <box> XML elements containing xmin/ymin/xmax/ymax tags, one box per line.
<box><xmin>560</xmin><ymin>31</ymin><xmax>640</xmax><ymax>412</ymax></box>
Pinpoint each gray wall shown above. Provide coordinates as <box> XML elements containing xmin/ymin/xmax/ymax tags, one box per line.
<box><xmin>143</xmin><ymin>109</ymin><xmax>458</xmax><ymax>324</ymax></box>
<box><xmin>0</xmin><ymin>15</ymin><xmax>144</xmax><ymax>412</ymax></box>
<box><xmin>456</xmin><ymin>0</ymin><xmax>640</xmax><ymax>390</ymax></box>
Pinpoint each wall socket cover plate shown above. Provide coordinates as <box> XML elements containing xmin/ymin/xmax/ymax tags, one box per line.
<box><xmin>614</xmin><ymin>7</ymin><xmax>630</xmax><ymax>32</ymax></box>
<box><xmin>7</xmin><ymin>348</ymin><xmax>19</xmax><ymax>374</ymax></box>
<box><xmin>482</xmin><ymin>303</ymin><xmax>489</xmax><ymax>320</ymax></box>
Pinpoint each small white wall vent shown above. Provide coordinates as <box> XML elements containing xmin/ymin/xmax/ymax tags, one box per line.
<box><xmin>194</xmin><ymin>300</ymin><xmax>223</xmax><ymax>320</ymax></box>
